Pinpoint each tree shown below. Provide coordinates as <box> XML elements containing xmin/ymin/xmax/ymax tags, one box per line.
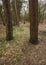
<box><xmin>2</xmin><ymin>0</ymin><xmax>13</xmax><ymax>40</ymax></box>
<box><xmin>29</xmin><ymin>0</ymin><xmax>38</xmax><ymax>44</ymax></box>
<box><xmin>38</xmin><ymin>1</ymin><xmax>46</xmax><ymax>23</ymax></box>
<box><xmin>12</xmin><ymin>0</ymin><xmax>22</xmax><ymax>26</ymax></box>
<box><xmin>0</xmin><ymin>4</ymin><xmax>6</xmax><ymax>25</ymax></box>
<box><xmin>12</xmin><ymin>0</ymin><xmax>19</xmax><ymax>26</ymax></box>
<box><xmin>0</xmin><ymin>5</ymin><xmax>3</xmax><ymax>24</ymax></box>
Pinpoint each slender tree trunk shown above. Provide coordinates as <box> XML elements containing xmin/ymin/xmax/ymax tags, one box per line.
<box><xmin>2</xmin><ymin>0</ymin><xmax>13</xmax><ymax>40</ymax></box>
<box><xmin>15</xmin><ymin>0</ymin><xmax>19</xmax><ymax>26</ymax></box>
<box><xmin>12</xmin><ymin>0</ymin><xmax>19</xmax><ymax>26</ymax></box>
<box><xmin>0</xmin><ymin>12</ymin><xmax>6</xmax><ymax>25</ymax></box>
<box><xmin>29</xmin><ymin>0</ymin><xmax>38</xmax><ymax>44</ymax></box>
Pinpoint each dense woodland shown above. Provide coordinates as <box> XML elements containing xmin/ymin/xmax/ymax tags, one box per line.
<box><xmin>0</xmin><ymin>0</ymin><xmax>46</xmax><ymax>65</ymax></box>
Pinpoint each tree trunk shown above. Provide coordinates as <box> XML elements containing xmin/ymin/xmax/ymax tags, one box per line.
<box><xmin>29</xmin><ymin>0</ymin><xmax>38</xmax><ymax>44</ymax></box>
<box><xmin>12</xmin><ymin>0</ymin><xmax>19</xmax><ymax>26</ymax></box>
<box><xmin>2</xmin><ymin>0</ymin><xmax>13</xmax><ymax>40</ymax></box>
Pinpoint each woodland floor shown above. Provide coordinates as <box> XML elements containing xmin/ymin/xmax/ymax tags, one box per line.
<box><xmin>0</xmin><ymin>21</ymin><xmax>46</xmax><ymax>65</ymax></box>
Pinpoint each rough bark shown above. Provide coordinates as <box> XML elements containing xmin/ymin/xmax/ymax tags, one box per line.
<box><xmin>2</xmin><ymin>0</ymin><xmax>13</xmax><ymax>40</ymax></box>
<box><xmin>29</xmin><ymin>0</ymin><xmax>38</xmax><ymax>44</ymax></box>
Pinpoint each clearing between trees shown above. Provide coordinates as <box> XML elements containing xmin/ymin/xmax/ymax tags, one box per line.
<box><xmin>0</xmin><ymin>22</ymin><xmax>46</xmax><ymax>65</ymax></box>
